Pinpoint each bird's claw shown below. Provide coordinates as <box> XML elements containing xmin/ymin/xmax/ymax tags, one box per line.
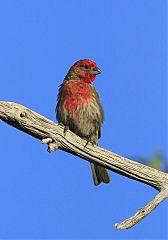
<box><xmin>58</xmin><ymin>123</ymin><xmax>69</xmax><ymax>136</ymax></box>
<box><xmin>84</xmin><ymin>139</ymin><xmax>95</xmax><ymax>148</ymax></box>
<box><xmin>64</xmin><ymin>125</ymin><xmax>69</xmax><ymax>136</ymax></box>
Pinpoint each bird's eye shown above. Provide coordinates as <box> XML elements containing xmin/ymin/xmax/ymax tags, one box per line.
<box><xmin>84</xmin><ymin>65</ymin><xmax>89</xmax><ymax>69</ymax></box>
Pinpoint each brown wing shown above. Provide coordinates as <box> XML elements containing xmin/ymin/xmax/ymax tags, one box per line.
<box><xmin>91</xmin><ymin>86</ymin><xmax>104</xmax><ymax>140</ymax></box>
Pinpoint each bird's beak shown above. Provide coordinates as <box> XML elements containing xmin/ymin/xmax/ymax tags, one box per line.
<box><xmin>92</xmin><ymin>67</ymin><xmax>101</xmax><ymax>75</ymax></box>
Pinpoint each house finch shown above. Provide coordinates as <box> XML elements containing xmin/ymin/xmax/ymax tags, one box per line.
<box><xmin>56</xmin><ymin>59</ymin><xmax>110</xmax><ymax>185</ymax></box>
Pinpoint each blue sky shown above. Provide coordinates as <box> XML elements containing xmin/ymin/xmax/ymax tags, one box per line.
<box><xmin>0</xmin><ymin>0</ymin><xmax>167</xmax><ymax>239</ymax></box>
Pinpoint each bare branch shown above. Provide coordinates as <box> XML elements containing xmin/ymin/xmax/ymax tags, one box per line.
<box><xmin>0</xmin><ymin>101</ymin><xmax>168</xmax><ymax>229</ymax></box>
<box><xmin>115</xmin><ymin>189</ymin><xmax>168</xmax><ymax>229</ymax></box>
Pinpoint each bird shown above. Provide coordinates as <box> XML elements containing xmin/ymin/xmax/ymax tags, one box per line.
<box><xmin>56</xmin><ymin>59</ymin><xmax>110</xmax><ymax>185</ymax></box>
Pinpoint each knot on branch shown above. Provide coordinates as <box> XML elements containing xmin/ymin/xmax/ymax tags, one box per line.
<box><xmin>41</xmin><ymin>137</ymin><xmax>60</xmax><ymax>152</ymax></box>
<box><xmin>20</xmin><ymin>111</ymin><xmax>27</xmax><ymax>118</ymax></box>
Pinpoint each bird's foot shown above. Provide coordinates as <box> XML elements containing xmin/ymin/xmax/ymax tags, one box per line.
<box><xmin>63</xmin><ymin>125</ymin><xmax>69</xmax><ymax>136</ymax></box>
<box><xmin>58</xmin><ymin>123</ymin><xmax>69</xmax><ymax>136</ymax></box>
<box><xmin>84</xmin><ymin>139</ymin><xmax>95</xmax><ymax>148</ymax></box>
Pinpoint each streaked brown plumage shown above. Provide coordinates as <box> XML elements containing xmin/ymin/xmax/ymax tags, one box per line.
<box><xmin>56</xmin><ymin>59</ymin><xmax>110</xmax><ymax>185</ymax></box>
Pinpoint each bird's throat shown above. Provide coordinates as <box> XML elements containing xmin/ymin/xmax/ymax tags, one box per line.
<box><xmin>83</xmin><ymin>76</ymin><xmax>95</xmax><ymax>84</ymax></box>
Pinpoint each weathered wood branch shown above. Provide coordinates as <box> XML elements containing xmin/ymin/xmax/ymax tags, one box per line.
<box><xmin>0</xmin><ymin>101</ymin><xmax>168</xmax><ymax>229</ymax></box>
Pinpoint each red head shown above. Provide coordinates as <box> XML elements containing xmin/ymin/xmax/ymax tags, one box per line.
<box><xmin>66</xmin><ymin>59</ymin><xmax>101</xmax><ymax>84</ymax></box>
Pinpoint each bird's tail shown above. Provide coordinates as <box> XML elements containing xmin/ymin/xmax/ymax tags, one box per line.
<box><xmin>90</xmin><ymin>163</ymin><xmax>110</xmax><ymax>186</ymax></box>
